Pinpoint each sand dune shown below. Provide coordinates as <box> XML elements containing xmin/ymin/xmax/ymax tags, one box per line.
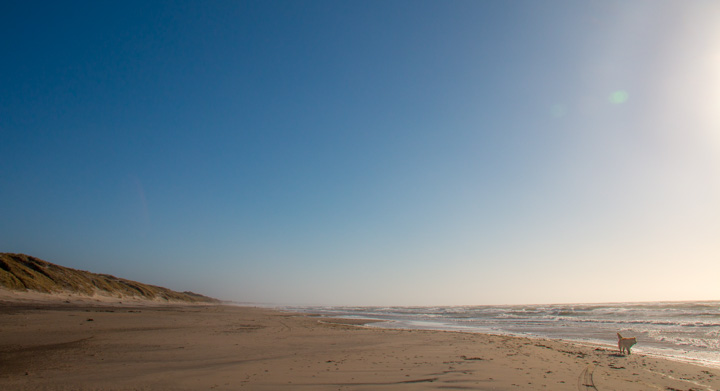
<box><xmin>1</xmin><ymin>302</ymin><xmax>718</xmax><ymax>390</ymax></box>
<box><xmin>0</xmin><ymin>253</ymin><xmax>217</xmax><ymax>304</ymax></box>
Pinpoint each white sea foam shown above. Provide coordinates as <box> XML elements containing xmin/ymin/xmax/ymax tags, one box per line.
<box><xmin>287</xmin><ymin>301</ymin><xmax>720</xmax><ymax>368</ymax></box>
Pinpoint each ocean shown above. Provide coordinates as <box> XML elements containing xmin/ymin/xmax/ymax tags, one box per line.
<box><xmin>287</xmin><ymin>301</ymin><xmax>720</xmax><ymax>368</ymax></box>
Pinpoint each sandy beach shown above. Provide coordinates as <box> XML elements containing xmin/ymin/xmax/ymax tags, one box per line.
<box><xmin>1</xmin><ymin>300</ymin><xmax>719</xmax><ymax>391</ymax></box>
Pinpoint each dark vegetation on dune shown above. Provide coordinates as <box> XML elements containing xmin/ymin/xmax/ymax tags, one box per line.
<box><xmin>0</xmin><ymin>253</ymin><xmax>218</xmax><ymax>303</ymax></box>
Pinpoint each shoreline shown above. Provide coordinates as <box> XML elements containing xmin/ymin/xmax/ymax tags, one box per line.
<box><xmin>352</xmin><ymin>318</ymin><xmax>720</xmax><ymax>372</ymax></box>
<box><xmin>2</xmin><ymin>300</ymin><xmax>720</xmax><ymax>390</ymax></box>
<box><xmin>289</xmin><ymin>303</ymin><xmax>720</xmax><ymax>372</ymax></box>
<box><xmin>363</xmin><ymin>319</ymin><xmax>720</xmax><ymax>371</ymax></box>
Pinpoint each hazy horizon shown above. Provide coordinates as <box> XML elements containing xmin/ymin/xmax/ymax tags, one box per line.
<box><xmin>2</xmin><ymin>1</ymin><xmax>719</xmax><ymax>306</ymax></box>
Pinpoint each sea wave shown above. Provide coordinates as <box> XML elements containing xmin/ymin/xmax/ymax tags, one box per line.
<box><xmin>287</xmin><ymin>301</ymin><xmax>720</xmax><ymax>367</ymax></box>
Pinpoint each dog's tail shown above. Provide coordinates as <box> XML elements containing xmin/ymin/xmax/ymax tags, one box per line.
<box><xmin>617</xmin><ymin>333</ymin><xmax>623</xmax><ymax>340</ymax></box>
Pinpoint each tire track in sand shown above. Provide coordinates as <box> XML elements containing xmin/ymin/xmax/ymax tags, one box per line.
<box><xmin>578</xmin><ymin>364</ymin><xmax>598</xmax><ymax>390</ymax></box>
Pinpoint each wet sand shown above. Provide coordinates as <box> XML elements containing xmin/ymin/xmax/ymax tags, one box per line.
<box><xmin>1</xmin><ymin>301</ymin><xmax>718</xmax><ymax>390</ymax></box>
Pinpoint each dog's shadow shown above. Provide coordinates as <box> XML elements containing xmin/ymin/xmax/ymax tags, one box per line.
<box><xmin>608</xmin><ymin>353</ymin><xmax>626</xmax><ymax>357</ymax></box>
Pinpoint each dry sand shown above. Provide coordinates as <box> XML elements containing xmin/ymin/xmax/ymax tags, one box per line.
<box><xmin>1</xmin><ymin>299</ymin><xmax>719</xmax><ymax>390</ymax></box>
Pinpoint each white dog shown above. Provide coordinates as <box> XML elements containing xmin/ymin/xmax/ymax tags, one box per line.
<box><xmin>617</xmin><ymin>333</ymin><xmax>637</xmax><ymax>355</ymax></box>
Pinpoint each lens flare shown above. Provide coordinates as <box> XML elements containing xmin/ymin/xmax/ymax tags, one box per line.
<box><xmin>609</xmin><ymin>91</ymin><xmax>629</xmax><ymax>104</ymax></box>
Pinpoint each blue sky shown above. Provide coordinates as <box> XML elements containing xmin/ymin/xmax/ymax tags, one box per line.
<box><xmin>2</xmin><ymin>1</ymin><xmax>719</xmax><ymax>305</ymax></box>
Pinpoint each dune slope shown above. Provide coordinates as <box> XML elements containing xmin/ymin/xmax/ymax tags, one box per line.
<box><xmin>0</xmin><ymin>253</ymin><xmax>217</xmax><ymax>303</ymax></box>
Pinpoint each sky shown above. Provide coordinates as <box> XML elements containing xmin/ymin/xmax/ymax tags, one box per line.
<box><xmin>2</xmin><ymin>0</ymin><xmax>719</xmax><ymax>306</ymax></box>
